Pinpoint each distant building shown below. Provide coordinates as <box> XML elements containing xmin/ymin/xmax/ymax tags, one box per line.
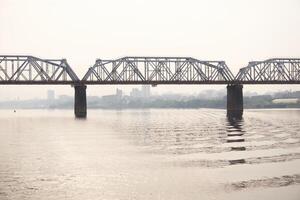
<box><xmin>130</xmin><ymin>88</ymin><xmax>141</xmax><ymax>98</ymax></box>
<box><xmin>47</xmin><ymin>90</ymin><xmax>55</xmax><ymax>101</ymax></box>
<box><xmin>116</xmin><ymin>88</ymin><xmax>122</xmax><ymax>99</ymax></box>
<box><xmin>141</xmin><ymin>85</ymin><xmax>151</xmax><ymax>98</ymax></box>
<box><xmin>58</xmin><ymin>95</ymin><xmax>72</xmax><ymax>101</ymax></box>
<box><xmin>272</xmin><ymin>98</ymin><xmax>300</xmax><ymax>104</ymax></box>
<box><xmin>130</xmin><ymin>86</ymin><xmax>151</xmax><ymax>99</ymax></box>
<box><xmin>102</xmin><ymin>88</ymin><xmax>123</xmax><ymax>103</ymax></box>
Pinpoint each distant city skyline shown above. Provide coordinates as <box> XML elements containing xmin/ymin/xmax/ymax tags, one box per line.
<box><xmin>1</xmin><ymin>87</ymin><xmax>299</xmax><ymax>110</ymax></box>
<box><xmin>1</xmin><ymin>86</ymin><xmax>298</xmax><ymax>103</ymax></box>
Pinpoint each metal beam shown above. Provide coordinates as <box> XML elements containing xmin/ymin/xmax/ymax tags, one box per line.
<box><xmin>82</xmin><ymin>57</ymin><xmax>234</xmax><ymax>83</ymax></box>
<box><xmin>0</xmin><ymin>55</ymin><xmax>80</xmax><ymax>84</ymax></box>
<box><xmin>235</xmin><ymin>58</ymin><xmax>300</xmax><ymax>83</ymax></box>
<box><xmin>1</xmin><ymin>56</ymin><xmax>300</xmax><ymax>85</ymax></box>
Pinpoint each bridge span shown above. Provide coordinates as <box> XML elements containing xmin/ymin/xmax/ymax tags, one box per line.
<box><xmin>1</xmin><ymin>55</ymin><xmax>299</xmax><ymax>118</ymax></box>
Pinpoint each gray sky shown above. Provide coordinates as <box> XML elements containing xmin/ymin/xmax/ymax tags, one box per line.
<box><xmin>1</xmin><ymin>0</ymin><xmax>300</xmax><ymax>100</ymax></box>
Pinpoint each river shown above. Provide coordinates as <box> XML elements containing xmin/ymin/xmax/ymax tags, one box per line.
<box><xmin>0</xmin><ymin>109</ymin><xmax>299</xmax><ymax>199</ymax></box>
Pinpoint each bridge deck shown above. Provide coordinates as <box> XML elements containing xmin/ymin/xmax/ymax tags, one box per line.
<box><xmin>0</xmin><ymin>80</ymin><xmax>300</xmax><ymax>85</ymax></box>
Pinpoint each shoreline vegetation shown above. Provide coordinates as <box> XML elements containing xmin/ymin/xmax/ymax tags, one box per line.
<box><xmin>1</xmin><ymin>91</ymin><xmax>300</xmax><ymax>110</ymax></box>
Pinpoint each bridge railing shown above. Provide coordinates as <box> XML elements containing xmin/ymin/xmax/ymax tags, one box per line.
<box><xmin>235</xmin><ymin>58</ymin><xmax>300</xmax><ymax>84</ymax></box>
<box><xmin>82</xmin><ymin>56</ymin><xmax>235</xmax><ymax>84</ymax></box>
<box><xmin>0</xmin><ymin>55</ymin><xmax>80</xmax><ymax>84</ymax></box>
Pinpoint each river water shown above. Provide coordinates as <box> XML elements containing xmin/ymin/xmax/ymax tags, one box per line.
<box><xmin>0</xmin><ymin>109</ymin><xmax>299</xmax><ymax>200</ymax></box>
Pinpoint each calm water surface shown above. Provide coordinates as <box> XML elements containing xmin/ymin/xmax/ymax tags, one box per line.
<box><xmin>0</xmin><ymin>109</ymin><xmax>299</xmax><ymax>200</ymax></box>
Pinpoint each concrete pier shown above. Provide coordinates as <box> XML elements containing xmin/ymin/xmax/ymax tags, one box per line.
<box><xmin>227</xmin><ymin>84</ymin><xmax>243</xmax><ymax>118</ymax></box>
<box><xmin>74</xmin><ymin>85</ymin><xmax>87</xmax><ymax>118</ymax></box>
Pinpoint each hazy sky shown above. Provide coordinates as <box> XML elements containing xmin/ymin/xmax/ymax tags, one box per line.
<box><xmin>1</xmin><ymin>0</ymin><xmax>300</xmax><ymax>100</ymax></box>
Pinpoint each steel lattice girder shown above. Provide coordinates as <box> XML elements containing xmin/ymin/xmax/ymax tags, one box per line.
<box><xmin>82</xmin><ymin>57</ymin><xmax>235</xmax><ymax>83</ymax></box>
<box><xmin>1</xmin><ymin>55</ymin><xmax>300</xmax><ymax>85</ymax></box>
<box><xmin>235</xmin><ymin>58</ymin><xmax>300</xmax><ymax>82</ymax></box>
<box><xmin>0</xmin><ymin>55</ymin><xmax>80</xmax><ymax>84</ymax></box>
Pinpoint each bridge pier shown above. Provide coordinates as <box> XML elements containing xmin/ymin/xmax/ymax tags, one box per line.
<box><xmin>227</xmin><ymin>84</ymin><xmax>243</xmax><ymax>119</ymax></box>
<box><xmin>74</xmin><ymin>85</ymin><xmax>87</xmax><ymax>118</ymax></box>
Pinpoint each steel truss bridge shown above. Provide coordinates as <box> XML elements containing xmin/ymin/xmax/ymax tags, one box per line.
<box><xmin>0</xmin><ymin>55</ymin><xmax>80</xmax><ymax>84</ymax></box>
<box><xmin>1</xmin><ymin>56</ymin><xmax>299</xmax><ymax>85</ymax></box>
<box><xmin>0</xmin><ymin>55</ymin><xmax>300</xmax><ymax>117</ymax></box>
<box><xmin>82</xmin><ymin>57</ymin><xmax>234</xmax><ymax>85</ymax></box>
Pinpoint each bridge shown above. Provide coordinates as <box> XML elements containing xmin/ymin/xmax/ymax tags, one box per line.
<box><xmin>1</xmin><ymin>55</ymin><xmax>299</xmax><ymax>118</ymax></box>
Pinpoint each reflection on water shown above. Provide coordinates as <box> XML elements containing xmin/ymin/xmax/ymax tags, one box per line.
<box><xmin>0</xmin><ymin>109</ymin><xmax>299</xmax><ymax>200</ymax></box>
<box><xmin>226</xmin><ymin>117</ymin><xmax>246</xmax><ymax>164</ymax></box>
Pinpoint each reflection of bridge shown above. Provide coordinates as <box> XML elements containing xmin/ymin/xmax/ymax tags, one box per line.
<box><xmin>1</xmin><ymin>55</ymin><xmax>299</xmax><ymax>118</ymax></box>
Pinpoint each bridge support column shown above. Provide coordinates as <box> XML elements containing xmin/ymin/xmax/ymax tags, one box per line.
<box><xmin>74</xmin><ymin>85</ymin><xmax>87</xmax><ymax>118</ymax></box>
<box><xmin>227</xmin><ymin>84</ymin><xmax>243</xmax><ymax>119</ymax></box>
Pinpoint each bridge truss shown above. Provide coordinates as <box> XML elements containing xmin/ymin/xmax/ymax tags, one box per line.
<box><xmin>0</xmin><ymin>55</ymin><xmax>79</xmax><ymax>84</ymax></box>
<box><xmin>1</xmin><ymin>56</ymin><xmax>300</xmax><ymax>85</ymax></box>
<box><xmin>235</xmin><ymin>58</ymin><xmax>300</xmax><ymax>84</ymax></box>
<box><xmin>82</xmin><ymin>57</ymin><xmax>235</xmax><ymax>84</ymax></box>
